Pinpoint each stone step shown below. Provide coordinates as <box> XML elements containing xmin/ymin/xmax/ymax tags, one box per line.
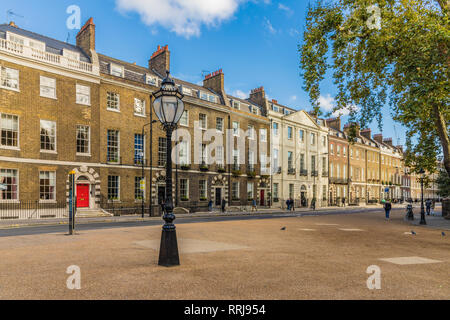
<box><xmin>76</xmin><ymin>210</ymin><xmax>113</xmax><ymax>218</ymax></box>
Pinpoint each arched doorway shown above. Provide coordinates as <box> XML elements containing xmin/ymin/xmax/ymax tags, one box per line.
<box><xmin>66</xmin><ymin>166</ymin><xmax>100</xmax><ymax>210</ymax></box>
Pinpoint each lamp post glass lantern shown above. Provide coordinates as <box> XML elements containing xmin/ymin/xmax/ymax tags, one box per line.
<box><xmin>152</xmin><ymin>71</ymin><xmax>184</xmax><ymax>267</ymax></box>
<box><xmin>419</xmin><ymin>168</ymin><xmax>427</xmax><ymax>225</ymax></box>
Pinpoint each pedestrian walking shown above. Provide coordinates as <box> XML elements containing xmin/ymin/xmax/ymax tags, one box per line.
<box><xmin>384</xmin><ymin>200</ymin><xmax>392</xmax><ymax>220</ymax></box>
<box><xmin>311</xmin><ymin>198</ymin><xmax>316</xmax><ymax>211</ymax></box>
<box><xmin>221</xmin><ymin>198</ymin><xmax>226</xmax><ymax>213</ymax></box>
<box><xmin>208</xmin><ymin>200</ymin><xmax>213</xmax><ymax>212</ymax></box>
<box><xmin>425</xmin><ymin>199</ymin><xmax>432</xmax><ymax>216</ymax></box>
<box><xmin>286</xmin><ymin>199</ymin><xmax>290</xmax><ymax>211</ymax></box>
<box><xmin>252</xmin><ymin>199</ymin><xmax>257</xmax><ymax>212</ymax></box>
<box><xmin>291</xmin><ymin>199</ymin><xmax>295</xmax><ymax>212</ymax></box>
<box><xmin>342</xmin><ymin>197</ymin><xmax>346</xmax><ymax>207</ymax></box>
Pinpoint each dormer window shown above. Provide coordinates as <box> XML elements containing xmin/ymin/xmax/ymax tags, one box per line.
<box><xmin>145</xmin><ymin>74</ymin><xmax>157</xmax><ymax>86</ymax></box>
<box><xmin>272</xmin><ymin>105</ymin><xmax>279</xmax><ymax>112</ymax></box>
<box><xmin>182</xmin><ymin>86</ymin><xmax>192</xmax><ymax>96</ymax></box>
<box><xmin>7</xmin><ymin>32</ymin><xmax>45</xmax><ymax>52</ymax></box>
<box><xmin>208</xmin><ymin>95</ymin><xmax>216</xmax><ymax>103</ymax></box>
<box><xmin>110</xmin><ymin>63</ymin><xmax>124</xmax><ymax>77</ymax></box>
<box><xmin>232</xmin><ymin>100</ymin><xmax>240</xmax><ymax>110</ymax></box>
<box><xmin>284</xmin><ymin>109</ymin><xmax>290</xmax><ymax>115</ymax></box>
<box><xmin>63</xmin><ymin>49</ymin><xmax>80</xmax><ymax>61</ymax></box>
<box><xmin>200</xmin><ymin>91</ymin><xmax>208</xmax><ymax>101</ymax></box>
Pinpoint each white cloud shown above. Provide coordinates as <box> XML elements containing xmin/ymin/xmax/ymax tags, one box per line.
<box><xmin>319</xmin><ymin>94</ymin><xmax>356</xmax><ymax>117</ymax></box>
<box><xmin>233</xmin><ymin>90</ymin><xmax>248</xmax><ymax>99</ymax></box>
<box><xmin>116</xmin><ymin>0</ymin><xmax>243</xmax><ymax>38</ymax></box>
<box><xmin>290</xmin><ymin>95</ymin><xmax>297</xmax><ymax>101</ymax></box>
<box><xmin>264</xmin><ymin>17</ymin><xmax>276</xmax><ymax>34</ymax></box>
<box><xmin>288</xmin><ymin>28</ymin><xmax>299</xmax><ymax>37</ymax></box>
<box><xmin>278</xmin><ymin>4</ymin><xmax>293</xmax><ymax>15</ymax></box>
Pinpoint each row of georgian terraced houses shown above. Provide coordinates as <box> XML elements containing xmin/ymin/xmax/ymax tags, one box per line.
<box><xmin>0</xmin><ymin>18</ymin><xmax>440</xmax><ymax>215</ymax></box>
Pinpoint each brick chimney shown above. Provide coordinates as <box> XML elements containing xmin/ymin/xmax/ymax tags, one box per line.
<box><xmin>8</xmin><ymin>21</ymin><xmax>18</xmax><ymax>28</ymax></box>
<box><xmin>383</xmin><ymin>138</ymin><xmax>393</xmax><ymax>147</ymax></box>
<box><xmin>76</xmin><ymin>18</ymin><xmax>95</xmax><ymax>54</ymax></box>
<box><xmin>373</xmin><ymin>134</ymin><xmax>383</xmax><ymax>144</ymax></box>
<box><xmin>249</xmin><ymin>87</ymin><xmax>269</xmax><ymax>116</ymax></box>
<box><xmin>203</xmin><ymin>69</ymin><xmax>229</xmax><ymax>106</ymax></box>
<box><xmin>149</xmin><ymin>45</ymin><xmax>170</xmax><ymax>77</ymax></box>
<box><xmin>360</xmin><ymin>128</ymin><xmax>372</xmax><ymax>139</ymax></box>
<box><xmin>326</xmin><ymin>117</ymin><xmax>341</xmax><ymax>131</ymax></box>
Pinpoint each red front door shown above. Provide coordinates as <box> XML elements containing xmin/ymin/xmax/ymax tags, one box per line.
<box><xmin>76</xmin><ymin>184</ymin><xmax>90</xmax><ymax>208</ymax></box>
<box><xmin>260</xmin><ymin>190</ymin><xmax>265</xmax><ymax>206</ymax></box>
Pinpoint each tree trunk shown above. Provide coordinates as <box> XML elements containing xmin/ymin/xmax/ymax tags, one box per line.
<box><xmin>433</xmin><ymin>104</ymin><xmax>450</xmax><ymax>176</ymax></box>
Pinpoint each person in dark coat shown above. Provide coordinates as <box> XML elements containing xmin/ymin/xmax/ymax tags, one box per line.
<box><xmin>384</xmin><ymin>200</ymin><xmax>392</xmax><ymax>220</ymax></box>
<box><xmin>425</xmin><ymin>199</ymin><xmax>432</xmax><ymax>216</ymax></box>
<box><xmin>221</xmin><ymin>198</ymin><xmax>226</xmax><ymax>213</ymax></box>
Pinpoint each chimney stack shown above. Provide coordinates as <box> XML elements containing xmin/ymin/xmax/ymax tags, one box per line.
<box><xmin>8</xmin><ymin>21</ymin><xmax>18</xmax><ymax>28</ymax></box>
<box><xmin>249</xmin><ymin>87</ymin><xmax>268</xmax><ymax>115</ymax></box>
<box><xmin>360</xmin><ymin>128</ymin><xmax>372</xmax><ymax>139</ymax></box>
<box><xmin>149</xmin><ymin>45</ymin><xmax>170</xmax><ymax>77</ymax></box>
<box><xmin>76</xmin><ymin>18</ymin><xmax>95</xmax><ymax>54</ymax></box>
<box><xmin>326</xmin><ymin>117</ymin><xmax>341</xmax><ymax>131</ymax></box>
<box><xmin>373</xmin><ymin>134</ymin><xmax>383</xmax><ymax>144</ymax></box>
<box><xmin>383</xmin><ymin>138</ymin><xmax>393</xmax><ymax>147</ymax></box>
<box><xmin>203</xmin><ymin>69</ymin><xmax>229</xmax><ymax>106</ymax></box>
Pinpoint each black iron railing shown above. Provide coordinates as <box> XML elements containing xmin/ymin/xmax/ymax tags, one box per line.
<box><xmin>0</xmin><ymin>200</ymin><xmax>67</xmax><ymax>220</ymax></box>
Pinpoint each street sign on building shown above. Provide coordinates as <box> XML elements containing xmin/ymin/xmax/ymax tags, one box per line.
<box><xmin>140</xmin><ymin>179</ymin><xmax>146</xmax><ymax>191</ymax></box>
<box><xmin>385</xmin><ymin>188</ymin><xmax>390</xmax><ymax>193</ymax></box>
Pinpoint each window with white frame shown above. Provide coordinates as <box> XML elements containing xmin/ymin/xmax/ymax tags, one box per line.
<box><xmin>107</xmin><ymin>92</ymin><xmax>120</xmax><ymax>111</ymax></box>
<box><xmin>311</xmin><ymin>132</ymin><xmax>316</xmax><ymax>145</ymax></box>
<box><xmin>110</xmin><ymin>64</ymin><xmax>124</xmax><ymax>77</ymax></box>
<box><xmin>199</xmin><ymin>114</ymin><xmax>207</xmax><ymax>130</ymax></box>
<box><xmin>180</xmin><ymin>111</ymin><xmax>188</xmax><ymax>126</ymax></box>
<box><xmin>299</xmin><ymin>129</ymin><xmax>305</xmax><ymax>142</ymax></box>
<box><xmin>287</xmin><ymin>126</ymin><xmax>293</xmax><ymax>140</ymax></box>
<box><xmin>232</xmin><ymin>121</ymin><xmax>240</xmax><ymax>136</ymax></box>
<box><xmin>260</xmin><ymin>128</ymin><xmax>267</xmax><ymax>142</ymax></box>
<box><xmin>201</xmin><ymin>144</ymin><xmax>208</xmax><ymax>165</ymax></box>
<box><xmin>199</xmin><ymin>180</ymin><xmax>207</xmax><ymax>200</ymax></box>
<box><xmin>272</xmin><ymin>104</ymin><xmax>279</xmax><ymax>112</ymax></box>
<box><xmin>289</xmin><ymin>184</ymin><xmax>294</xmax><ymax>199</ymax></box>
<box><xmin>208</xmin><ymin>94</ymin><xmax>216</xmax><ymax>103</ymax></box>
<box><xmin>216</xmin><ymin>117</ymin><xmax>223</xmax><ymax>132</ymax></box>
<box><xmin>273</xmin><ymin>149</ymin><xmax>279</xmax><ymax>170</ymax></box>
<box><xmin>76</xmin><ymin>125</ymin><xmax>90</xmax><ymax>155</ymax></box>
<box><xmin>288</xmin><ymin>151</ymin><xmax>294</xmax><ymax>170</ymax></box>
<box><xmin>216</xmin><ymin>146</ymin><xmax>224</xmax><ymax>167</ymax></box>
<box><xmin>247</xmin><ymin>182</ymin><xmax>254</xmax><ymax>199</ymax></box>
<box><xmin>1</xmin><ymin>114</ymin><xmax>19</xmax><ymax>148</ymax></box>
<box><xmin>200</xmin><ymin>92</ymin><xmax>208</xmax><ymax>101</ymax></box>
<box><xmin>134</xmin><ymin>98</ymin><xmax>145</xmax><ymax>116</ymax></box>
<box><xmin>39</xmin><ymin>171</ymin><xmax>56</xmax><ymax>201</ymax></box>
<box><xmin>232</xmin><ymin>182</ymin><xmax>240</xmax><ymax>200</ymax></box>
<box><xmin>248</xmin><ymin>125</ymin><xmax>255</xmax><ymax>140</ymax></box>
<box><xmin>1</xmin><ymin>67</ymin><xmax>19</xmax><ymax>90</ymax></box>
<box><xmin>0</xmin><ymin>169</ymin><xmax>18</xmax><ymax>201</ymax></box>
<box><xmin>145</xmin><ymin>74</ymin><xmax>157</xmax><ymax>86</ymax></box>
<box><xmin>180</xmin><ymin>179</ymin><xmax>189</xmax><ymax>199</ymax></box>
<box><xmin>330</xmin><ymin>143</ymin><xmax>334</xmax><ymax>154</ymax></box>
<box><xmin>158</xmin><ymin>137</ymin><xmax>167</xmax><ymax>166</ymax></box>
<box><xmin>107</xmin><ymin>130</ymin><xmax>120</xmax><ymax>162</ymax></box>
<box><xmin>179</xmin><ymin>140</ymin><xmax>189</xmax><ymax>165</ymax></box>
<box><xmin>181</xmin><ymin>86</ymin><xmax>192</xmax><ymax>96</ymax></box>
<box><xmin>273</xmin><ymin>183</ymin><xmax>279</xmax><ymax>199</ymax></box>
<box><xmin>134</xmin><ymin>134</ymin><xmax>144</xmax><ymax>165</ymax></box>
<box><xmin>40</xmin><ymin>120</ymin><xmax>56</xmax><ymax>152</ymax></box>
<box><xmin>273</xmin><ymin>122</ymin><xmax>279</xmax><ymax>136</ymax></box>
<box><xmin>232</xmin><ymin>100</ymin><xmax>240</xmax><ymax>110</ymax></box>
<box><xmin>63</xmin><ymin>49</ymin><xmax>79</xmax><ymax>61</ymax></box>
<box><xmin>40</xmin><ymin>76</ymin><xmax>56</xmax><ymax>99</ymax></box>
<box><xmin>76</xmin><ymin>84</ymin><xmax>90</xmax><ymax>105</ymax></box>
<box><xmin>322</xmin><ymin>136</ymin><xmax>327</xmax><ymax>147</ymax></box>
<box><xmin>108</xmin><ymin>176</ymin><xmax>120</xmax><ymax>200</ymax></box>
<box><xmin>233</xmin><ymin>149</ymin><xmax>240</xmax><ymax>169</ymax></box>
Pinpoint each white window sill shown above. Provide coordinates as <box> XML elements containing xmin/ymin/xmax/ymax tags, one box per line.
<box><xmin>40</xmin><ymin>95</ymin><xmax>57</xmax><ymax>100</ymax></box>
<box><xmin>180</xmin><ymin>124</ymin><xmax>189</xmax><ymax>127</ymax></box>
<box><xmin>39</xmin><ymin>200</ymin><xmax>57</xmax><ymax>204</ymax></box>
<box><xmin>107</xmin><ymin>108</ymin><xmax>121</xmax><ymax>113</ymax></box>
<box><xmin>0</xmin><ymin>200</ymin><xmax>20</xmax><ymax>204</ymax></box>
<box><xmin>40</xmin><ymin>150</ymin><xmax>58</xmax><ymax>154</ymax></box>
<box><xmin>134</xmin><ymin>113</ymin><xmax>146</xmax><ymax>118</ymax></box>
<box><xmin>76</xmin><ymin>102</ymin><xmax>91</xmax><ymax>107</ymax></box>
<box><xmin>76</xmin><ymin>153</ymin><xmax>91</xmax><ymax>157</ymax></box>
<box><xmin>0</xmin><ymin>86</ymin><xmax>20</xmax><ymax>92</ymax></box>
<box><xmin>0</xmin><ymin>146</ymin><xmax>20</xmax><ymax>151</ymax></box>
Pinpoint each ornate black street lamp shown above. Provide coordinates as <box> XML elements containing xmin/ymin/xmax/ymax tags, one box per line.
<box><xmin>418</xmin><ymin>168</ymin><xmax>427</xmax><ymax>225</ymax></box>
<box><xmin>152</xmin><ymin>71</ymin><xmax>184</xmax><ymax>267</ymax></box>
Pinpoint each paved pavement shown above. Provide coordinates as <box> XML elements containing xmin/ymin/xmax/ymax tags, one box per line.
<box><xmin>0</xmin><ymin>209</ymin><xmax>448</xmax><ymax>300</ymax></box>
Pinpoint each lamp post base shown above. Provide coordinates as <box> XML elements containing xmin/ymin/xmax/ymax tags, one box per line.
<box><xmin>158</xmin><ymin>227</ymin><xmax>180</xmax><ymax>267</ymax></box>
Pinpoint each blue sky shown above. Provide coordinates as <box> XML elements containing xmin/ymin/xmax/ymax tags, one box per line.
<box><xmin>1</xmin><ymin>0</ymin><xmax>406</xmax><ymax>145</ymax></box>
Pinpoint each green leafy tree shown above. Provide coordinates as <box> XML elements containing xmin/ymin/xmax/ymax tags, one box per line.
<box><xmin>300</xmin><ymin>0</ymin><xmax>449</xmax><ymax>176</ymax></box>
<box><xmin>436</xmin><ymin>169</ymin><xmax>450</xmax><ymax>197</ymax></box>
